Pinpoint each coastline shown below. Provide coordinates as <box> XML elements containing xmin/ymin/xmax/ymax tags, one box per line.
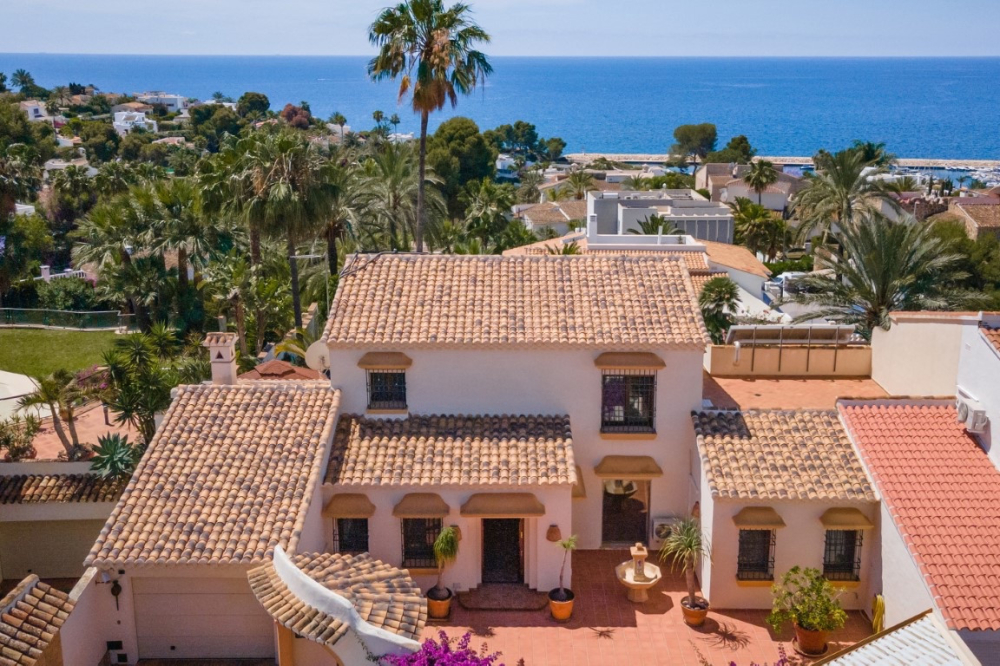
<box><xmin>567</xmin><ymin>153</ymin><xmax>1000</xmax><ymax>170</ymax></box>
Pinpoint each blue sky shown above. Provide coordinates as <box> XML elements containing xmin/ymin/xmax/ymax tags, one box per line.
<box><xmin>5</xmin><ymin>0</ymin><xmax>1000</xmax><ymax>56</ymax></box>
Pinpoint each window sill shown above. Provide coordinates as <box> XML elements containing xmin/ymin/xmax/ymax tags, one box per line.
<box><xmin>367</xmin><ymin>408</ymin><xmax>409</xmax><ymax>415</ymax></box>
<box><xmin>736</xmin><ymin>578</ymin><xmax>774</xmax><ymax>587</ymax></box>
<box><xmin>827</xmin><ymin>579</ymin><xmax>861</xmax><ymax>589</ymax></box>
<box><xmin>600</xmin><ymin>432</ymin><xmax>657</xmax><ymax>440</ymax></box>
<box><xmin>404</xmin><ymin>567</ymin><xmax>439</xmax><ymax>576</ymax></box>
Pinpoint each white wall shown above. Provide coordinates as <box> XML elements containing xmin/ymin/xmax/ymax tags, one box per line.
<box><xmin>871</xmin><ymin>316</ymin><xmax>977</xmax><ymax>396</ymax></box>
<box><xmin>956</xmin><ymin>322</ymin><xmax>1000</xmax><ymax>467</ymax></box>
<box><xmin>721</xmin><ymin>185</ymin><xmax>788</xmax><ymax>212</ymax></box>
<box><xmin>877</xmin><ymin>502</ymin><xmax>935</xmax><ymax>627</ymax></box>
<box><xmin>327</xmin><ymin>347</ymin><xmax>705</xmax><ymax>551</ymax></box>
<box><xmin>62</xmin><ymin>569</ymin><xmax>116</xmax><ymax>666</ymax></box>
<box><xmin>706</xmin><ymin>500</ymin><xmax>877</xmax><ymax>610</ymax></box>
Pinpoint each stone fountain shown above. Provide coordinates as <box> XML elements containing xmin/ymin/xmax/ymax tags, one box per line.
<box><xmin>614</xmin><ymin>542</ymin><xmax>662</xmax><ymax>603</ymax></box>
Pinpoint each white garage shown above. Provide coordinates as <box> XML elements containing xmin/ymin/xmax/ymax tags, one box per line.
<box><xmin>132</xmin><ymin>576</ymin><xmax>275</xmax><ymax>659</ymax></box>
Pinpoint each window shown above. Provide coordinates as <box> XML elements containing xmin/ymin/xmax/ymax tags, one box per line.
<box><xmin>823</xmin><ymin>530</ymin><xmax>862</xmax><ymax>581</ymax></box>
<box><xmin>334</xmin><ymin>518</ymin><xmax>369</xmax><ymax>554</ymax></box>
<box><xmin>367</xmin><ymin>370</ymin><xmax>406</xmax><ymax>410</ymax></box>
<box><xmin>737</xmin><ymin>529</ymin><xmax>775</xmax><ymax>580</ymax></box>
<box><xmin>401</xmin><ymin>518</ymin><xmax>441</xmax><ymax>568</ymax></box>
<box><xmin>601</xmin><ymin>370</ymin><xmax>656</xmax><ymax>433</ymax></box>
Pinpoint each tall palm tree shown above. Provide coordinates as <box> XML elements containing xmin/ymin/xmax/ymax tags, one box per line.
<box><xmin>18</xmin><ymin>370</ymin><xmax>85</xmax><ymax>459</ymax></box>
<box><xmin>743</xmin><ymin>160</ymin><xmax>778</xmax><ymax>205</ymax></box>
<box><xmin>330</xmin><ymin>112</ymin><xmax>348</xmax><ymax>139</ymax></box>
<box><xmin>699</xmin><ymin>277</ymin><xmax>740</xmax><ymax>344</ymax></box>
<box><xmin>11</xmin><ymin>69</ymin><xmax>34</xmax><ymax>93</ymax></box>
<box><xmin>323</xmin><ymin>160</ymin><xmax>359</xmax><ymax>275</ymax></box>
<box><xmin>461</xmin><ymin>178</ymin><xmax>514</xmax><ymax>250</ymax></box>
<box><xmin>358</xmin><ymin>143</ymin><xmax>443</xmax><ymax>251</ymax></box>
<box><xmin>200</xmin><ymin>250</ymin><xmax>253</xmax><ymax>356</ymax></box>
<box><xmin>729</xmin><ymin>197</ymin><xmax>786</xmax><ymax>261</ymax></box>
<box><xmin>793</xmin><ymin>148</ymin><xmax>897</xmax><ymax>245</ymax></box>
<box><xmin>389</xmin><ymin>113</ymin><xmax>401</xmax><ymax>133</ymax></box>
<box><xmin>627</xmin><ymin>213</ymin><xmax>683</xmax><ymax>235</ymax></box>
<box><xmin>851</xmin><ymin>140</ymin><xmax>896</xmax><ymax>167</ymax></box>
<box><xmin>788</xmin><ymin>213</ymin><xmax>981</xmax><ymax>337</ymax></box>
<box><xmin>562</xmin><ymin>170</ymin><xmax>594</xmax><ymax>200</ymax></box>
<box><xmin>368</xmin><ymin>0</ymin><xmax>492</xmax><ymax>252</ymax></box>
<box><xmin>0</xmin><ymin>146</ymin><xmax>41</xmax><ymax>218</ymax></box>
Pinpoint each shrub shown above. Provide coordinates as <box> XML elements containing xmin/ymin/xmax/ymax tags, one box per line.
<box><xmin>36</xmin><ymin>277</ymin><xmax>109</xmax><ymax>311</ymax></box>
<box><xmin>0</xmin><ymin>414</ymin><xmax>40</xmax><ymax>461</ymax></box>
<box><xmin>381</xmin><ymin>631</ymin><xmax>503</xmax><ymax>666</ymax></box>
<box><xmin>89</xmin><ymin>433</ymin><xmax>141</xmax><ymax>481</ymax></box>
<box><xmin>767</xmin><ymin>567</ymin><xmax>848</xmax><ymax>633</ymax></box>
<box><xmin>765</xmin><ymin>256</ymin><xmax>814</xmax><ymax>276</ymax></box>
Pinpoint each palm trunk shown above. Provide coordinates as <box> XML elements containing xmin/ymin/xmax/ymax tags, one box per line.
<box><xmin>47</xmin><ymin>403</ymin><xmax>73</xmax><ymax>456</ymax></box>
<box><xmin>249</xmin><ymin>226</ymin><xmax>266</xmax><ymax>353</ymax></box>
<box><xmin>177</xmin><ymin>247</ymin><xmax>189</xmax><ymax>292</ymax></box>
<box><xmin>249</xmin><ymin>228</ymin><xmax>262</xmax><ymax>267</ymax></box>
<box><xmin>63</xmin><ymin>407</ymin><xmax>80</xmax><ymax>449</ymax></box>
<box><xmin>685</xmin><ymin>566</ymin><xmax>696</xmax><ymax>608</ymax></box>
<box><xmin>288</xmin><ymin>234</ymin><xmax>302</xmax><ymax>328</ymax></box>
<box><xmin>326</xmin><ymin>226</ymin><xmax>339</xmax><ymax>276</ymax></box>
<box><xmin>233</xmin><ymin>298</ymin><xmax>248</xmax><ymax>357</ymax></box>
<box><xmin>416</xmin><ymin>110</ymin><xmax>429</xmax><ymax>253</ymax></box>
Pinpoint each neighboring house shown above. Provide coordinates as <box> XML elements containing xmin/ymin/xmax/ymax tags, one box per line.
<box><xmin>18</xmin><ymin>101</ymin><xmax>49</xmax><ymax>123</ymax></box>
<box><xmin>151</xmin><ymin>136</ymin><xmax>189</xmax><ymax>147</ymax></box>
<box><xmin>695</xmin><ymin>163</ymin><xmax>804</xmax><ymax>209</ymax></box>
<box><xmin>950</xmin><ymin>200</ymin><xmax>1000</xmax><ymax>240</ymax></box>
<box><xmin>14</xmin><ymin>203</ymin><xmax>35</xmax><ymax>216</ymax></box>
<box><xmin>0</xmin><ymin>464</ymin><xmax>122</xmax><ymax>585</ymax></box>
<box><xmin>0</xmin><ymin>574</ymin><xmax>75</xmax><ymax>666</ymax></box>
<box><xmin>321</xmin><ymin>253</ymin><xmax>710</xmax><ymax>594</ymax></box>
<box><xmin>586</xmin><ymin>190</ymin><xmax>735</xmax><ymax>243</ymax></box>
<box><xmin>518</xmin><ymin>200</ymin><xmax>587</xmax><ymax>236</ymax></box>
<box><xmin>43</xmin><ymin>158</ymin><xmax>97</xmax><ymax>178</ymax></box>
<box><xmin>239</xmin><ymin>359</ymin><xmax>322</xmax><ymax>381</ymax></box>
<box><xmin>111</xmin><ymin>101</ymin><xmax>154</xmax><ymax>114</ymax></box>
<box><xmin>692</xmin><ymin>410</ymin><xmax>878</xmax><ymax>611</ymax></box>
<box><xmin>719</xmin><ymin>178</ymin><xmax>794</xmax><ymax>213</ymax></box>
<box><xmin>112</xmin><ymin>111</ymin><xmax>158</xmax><ymax>136</ymax></box>
<box><xmin>134</xmin><ymin>92</ymin><xmax>187</xmax><ymax>112</ymax></box>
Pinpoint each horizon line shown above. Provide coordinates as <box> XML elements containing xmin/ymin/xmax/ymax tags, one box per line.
<box><xmin>2</xmin><ymin>52</ymin><xmax>1000</xmax><ymax>59</ymax></box>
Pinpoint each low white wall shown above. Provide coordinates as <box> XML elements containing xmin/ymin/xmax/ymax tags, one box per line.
<box><xmin>871</xmin><ymin>316</ymin><xmax>977</xmax><ymax>396</ymax></box>
<box><xmin>956</xmin><ymin>322</ymin><xmax>1000</xmax><ymax>467</ymax></box>
<box><xmin>62</xmin><ymin>568</ymin><xmax>115</xmax><ymax>666</ymax></box>
<box><xmin>878</xmin><ymin>503</ymin><xmax>935</xmax><ymax>626</ymax></box>
<box><xmin>707</xmin><ymin>499</ymin><xmax>877</xmax><ymax>610</ymax></box>
<box><xmin>705</xmin><ymin>344</ymin><xmax>871</xmax><ymax>378</ymax></box>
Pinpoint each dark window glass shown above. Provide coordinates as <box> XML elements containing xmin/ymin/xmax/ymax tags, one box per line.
<box><xmin>824</xmin><ymin>530</ymin><xmax>862</xmax><ymax>581</ymax></box>
<box><xmin>335</xmin><ymin>518</ymin><xmax>369</xmax><ymax>554</ymax></box>
<box><xmin>737</xmin><ymin>529</ymin><xmax>775</xmax><ymax>580</ymax></box>
<box><xmin>368</xmin><ymin>370</ymin><xmax>407</xmax><ymax>409</ymax></box>
<box><xmin>401</xmin><ymin>518</ymin><xmax>441</xmax><ymax>568</ymax></box>
<box><xmin>601</xmin><ymin>370</ymin><xmax>656</xmax><ymax>433</ymax></box>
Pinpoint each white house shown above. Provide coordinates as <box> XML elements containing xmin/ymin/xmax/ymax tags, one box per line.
<box><xmin>18</xmin><ymin>100</ymin><xmax>49</xmax><ymax>123</ymax></box>
<box><xmin>112</xmin><ymin>111</ymin><xmax>158</xmax><ymax>136</ymax></box>
<box><xmin>586</xmin><ymin>190</ymin><xmax>735</xmax><ymax>243</ymax></box>
<box><xmin>134</xmin><ymin>92</ymin><xmax>187</xmax><ymax>113</ymax></box>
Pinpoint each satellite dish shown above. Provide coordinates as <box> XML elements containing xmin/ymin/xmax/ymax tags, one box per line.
<box><xmin>304</xmin><ymin>341</ymin><xmax>330</xmax><ymax>372</ymax></box>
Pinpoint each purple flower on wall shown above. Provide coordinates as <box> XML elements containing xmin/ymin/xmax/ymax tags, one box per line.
<box><xmin>382</xmin><ymin>631</ymin><xmax>504</xmax><ymax>666</ymax></box>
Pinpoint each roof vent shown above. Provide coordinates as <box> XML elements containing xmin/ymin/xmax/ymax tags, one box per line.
<box><xmin>956</xmin><ymin>396</ymin><xmax>989</xmax><ymax>434</ymax></box>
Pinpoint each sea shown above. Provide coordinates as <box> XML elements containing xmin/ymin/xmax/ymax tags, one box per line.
<box><xmin>2</xmin><ymin>54</ymin><xmax>999</xmax><ymax>160</ymax></box>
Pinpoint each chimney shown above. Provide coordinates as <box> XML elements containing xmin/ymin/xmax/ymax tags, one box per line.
<box><xmin>40</xmin><ymin>265</ymin><xmax>51</xmax><ymax>281</ymax></box>
<box><xmin>203</xmin><ymin>332</ymin><xmax>238</xmax><ymax>385</ymax></box>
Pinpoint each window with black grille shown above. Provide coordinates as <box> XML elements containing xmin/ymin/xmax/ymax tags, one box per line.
<box><xmin>601</xmin><ymin>369</ymin><xmax>656</xmax><ymax>433</ymax></box>
<box><xmin>737</xmin><ymin>529</ymin><xmax>775</xmax><ymax>580</ymax></box>
<box><xmin>823</xmin><ymin>529</ymin><xmax>862</xmax><ymax>581</ymax></box>
<box><xmin>401</xmin><ymin>518</ymin><xmax>441</xmax><ymax>568</ymax></box>
<box><xmin>334</xmin><ymin>518</ymin><xmax>369</xmax><ymax>554</ymax></box>
<box><xmin>367</xmin><ymin>370</ymin><xmax>407</xmax><ymax>409</ymax></box>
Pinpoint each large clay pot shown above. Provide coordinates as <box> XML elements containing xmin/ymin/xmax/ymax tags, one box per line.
<box><xmin>681</xmin><ymin>597</ymin><xmax>710</xmax><ymax>627</ymax></box>
<box><xmin>794</xmin><ymin>623</ymin><xmax>829</xmax><ymax>655</ymax></box>
<box><xmin>548</xmin><ymin>588</ymin><xmax>575</xmax><ymax>622</ymax></box>
<box><xmin>426</xmin><ymin>589</ymin><xmax>453</xmax><ymax>619</ymax></box>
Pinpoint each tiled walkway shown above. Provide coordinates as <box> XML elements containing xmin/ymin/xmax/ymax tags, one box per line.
<box><xmin>427</xmin><ymin>550</ymin><xmax>872</xmax><ymax>666</ymax></box>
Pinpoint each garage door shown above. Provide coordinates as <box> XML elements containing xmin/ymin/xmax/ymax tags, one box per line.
<box><xmin>0</xmin><ymin>519</ymin><xmax>106</xmax><ymax>579</ymax></box>
<box><xmin>133</xmin><ymin>577</ymin><xmax>275</xmax><ymax>659</ymax></box>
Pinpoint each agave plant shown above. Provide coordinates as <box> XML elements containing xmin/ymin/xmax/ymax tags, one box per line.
<box><xmin>89</xmin><ymin>433</ymin><xmax>142</xmax><ymax>481</ymax></box>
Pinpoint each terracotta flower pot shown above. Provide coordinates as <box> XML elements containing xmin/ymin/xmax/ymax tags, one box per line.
<box><xmin>548</xmin><ymin>588</ymin><xmax>575</xmax><ymax>622</ymax></box>
<box><xmin>794</xmin><ymin>623</ymin><xmax>829</xmax><ymax>655</ymax></box>
<box><xmin>426</xmin><ymin>588</ymin><xmax>453</xmax><ymax>619</ymax></box>
<box><xmin>681</xmin><ymin>597</ymin><xmax>710</xmax><ymax>627</ymax></box>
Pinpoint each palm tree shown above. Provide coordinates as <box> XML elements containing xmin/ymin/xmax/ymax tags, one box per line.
<box><xmin>562</xmin><ymin>170</ymin><xmax>594</xmax><ymax>200</ymax></box>
<box><xmin>200</xmin><ymin>250</ymin><xmax>253</xmax><ymax>355</ymax></box>
<box><xmin>372</xmin><ymin>109</ymin><xmax>385</xmax><ymax>129</ymax></box>
<box><xmin>368</xmin><ymin>0</ymin><xmax>493</xmax><ymax>252</ymax></box>
<box><xmin>461</xmin><ymin>178</ymin><xmax>515</xmax><ymax>250</ymax></box>
<box><xmin>330</xmin><ymin>112</ymin><xmax>348</xmax><ymax>139</ymax></box>
<box><xmin>699</xmin><ymin>277</ymin><xmax>740</xmax><ymax>344</ymax></box>
<box><xmin>140</xmin><ymin>178</ymin><xmax>218</xmax><ymax>295</ymax></box>
<box><xmin>730</xmin><ymin>197</ymin><xmax>786</xmax><ymax>261</ymax></box>
<box><xmin>323</xmin><ymin>160</ymin><xmax>359</xmax><ymax>275</ymax></box>
<box><xmin>627</xmin><ymin>213</ymin><xmax>683</xmax><ymax>235</ymax></box>
<box><xmin>851</xmin><ymin>140</ymin><xmax>896</xmax><ymax>167</ymax></box>
<box><xmin>0</xmin><ymin>72</ymin><xmax>8</xmax><ymax>93</ymax></box>
<box><xmin>659</xmin><ymin>518</ymin><xmax>710</xmax><ymax>614</ymax></box>
<box><xmin>18</xmin><ymin>370</ymin><xmax>85</xmax><ymax>459</ymax></box>
<box><xmin>793</xmin><ymin>148</ymin><xmax>897</xmax><ymax>246</ymax></box>
<box><xmin>546</xmin><ymin>240</ymin><xmax>582</xmax><ymax>255</ymax></box>
<box><xmin>389</xmin><ymin>113</ymin><xmax>401</xmax><ymax>133</ymax></box>
<box><xmin>788</xmin><ymin>213</ymin><xmax>981</xmax><ymax>338</ymax></box>
<box><xmin>884</xmin><ymin>176</ymin><xmax>921</xmax><ymax>194</ymax></box>
<box><xmin>0</xmin><ymin>146</ymin><xmax>41</xmax><ymax>218</ymax></box>
<box><xmin>12</xmin><ymin>69</ymin><xmax>34</xmax><ymax>93</ymax></box>
<box><xmin>358</xmin><ymin>143</ymin><xmax>443</xmax><ymax>251</ymax></box>
<box><xmin>743</xmin><ymin>159</ymin><xmax>778</xmax><ymax>205</ymax></box>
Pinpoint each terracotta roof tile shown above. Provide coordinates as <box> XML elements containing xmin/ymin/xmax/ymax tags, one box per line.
<box><xmin>692</xmin><ymin>410</ymin><xmax>876</xmax><ymax>501</ymax></box>
<box><xmin>0</xmin><ymin>474</ymin><xmax>123</xmax><ymax>504</ymax></box>
<box><xmin>326</xmin><ymin>414</ymin><xmax>575</xmax><ymax>487</ymax></box>
<box><xmin>982</xmin><ymin>326</ymin><xmax>1000</xmax><ymax>354</ymax></box>
<box><xmin>688</xmin><ymin>272</ymin><xmax>731</xmax><ymax>295</ymax></box>
<box><xmin>0</xmin><ymin>575</ymin><xmax>74</xmax><ymax>665</ymax></box>
<box><xmin>248</xmin><ymin>551</ymin><xmax>425</xmax><ymax>647</ymax></box>
<box><xmin>323</xmin><ymin>254</ymin><xmax>708</xmax><ymax>350</ymax></box>
<box><xmin>239</xmin><ymin>359</ymin><xmax>322</xmax><ymax>381</ymax></box>
<box><xmin>956</xmin><ymin>202</ymin><xmax>1000</xmax><ymax>229</ymax></box>
<box><xmin>701</xmin><ymin>240</ymin><xmax>771</xmax><ymax>278</ymax></box>
<box><xmin>839</xmin><ymin>401</ymin><xmax>1000</xmax><ymax>631</ymax></box>
<box><xmin>87</xmin><ymin>382</ymin><xmax>340</xmax><ymax>568</ymax></box>
<box><xmin>503</xmin><ymin>235</ymin><xmax>712</xmax><ymax>273</ymax></box>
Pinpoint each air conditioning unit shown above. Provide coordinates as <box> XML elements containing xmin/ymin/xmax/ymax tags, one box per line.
<box><xmin>651</xmin><ymin>516</ymin><xmax>683</xmax><ymax>548</ymax></box>
<box><xmin>956</xmin><ymin>396</ymin><xmax>989</xmax><ymax>434</ymax></box>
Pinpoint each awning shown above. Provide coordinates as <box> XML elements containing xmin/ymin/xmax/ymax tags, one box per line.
<box><xmin>572</xmin><ymin>465</ymin><xmax>586</xmax><ymax>499</ymax></box>
<box><xmin>392</xmin><ymin>493</ymin><xmax>449</xmax><ymax>518</ymax></box>
<box><xmin>593</xmin><ymin>352</ymin><xmax>665</xmax><ymax>370</ymax></box>
<box><xmin>820</xmin><ymin>507</ymin><xmax>875</xmax><ymax>530</ymax></box>
<box><xmin>594</xmin><ymin>455</ymin><xmax>664</xmax><ymax>480</ymax></box>
<box><xmin>732</xmin><ymin>506</ymin><xmax>786</xmax><ymax>529</ymax></box>
<box><xmin>322</xmin><ymin>493</ymin><xmax>376</xmax><ymax>518</ymax></box>
<box><xmin>460</xmin><ymin>493</ymin><xmax>545</xmax><ymax>518</ymax></box>
<box><xmin>357</xmin><ymin>352</ymin><xmax>413</xmax><ymax>370</ymax></box>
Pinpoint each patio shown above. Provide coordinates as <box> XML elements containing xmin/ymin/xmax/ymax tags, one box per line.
<box><xmin>428</xmin><ymin>550</ymin><xmax>873</xmax><ymax>666</ymax></box>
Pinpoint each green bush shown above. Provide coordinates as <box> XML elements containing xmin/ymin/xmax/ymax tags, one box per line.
<box><xmin>765</xmin><ymin>256</ymin><xmax>814</xmax><ymax>275</ymax></box>
<box><xmin>36</xmin><ymin>277</ymin><xmax>109</xmax><ymax>311</ymax></box>
<box><xmin>767</xmin><ymin>566</ymin><xmax>848</xmax><ymax>633</ymax></box>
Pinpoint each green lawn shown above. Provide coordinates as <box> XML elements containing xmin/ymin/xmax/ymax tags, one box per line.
<box><xmin>0</xmin><ymin>329</ymin><xmax>118</xmax><ymax>378</ymax></box>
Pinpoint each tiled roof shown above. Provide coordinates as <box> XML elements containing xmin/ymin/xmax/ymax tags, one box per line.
<box><xmin>521</xmin><ymin>202</ymin><xmax>570</xmax><ymax>225</ymax></box>
<box><xmin>0</xmin><ymin>474</ymin><xmax>123</xmax><ymax>504</ymax></box>
<box><xmin>822</xmin><ymin>612</ymin><xmax>968</xmax><ymax>665</ymax></box>
<box><xmin>688</xmin><ymin>272</ymin><xmax>731</xmax><ymax>295</ymax></box>
<box><xmin>956</xmin><ymin>202</ymin><xmax>1000</xmax><ymax>229</ymax></box>
<box><xmin>982</xmin><ymin>326</ymin><xmax>1000</xmax><ymax>354</ymax></box>
<box><xmin>692</xmin><ymin>410</ymin><xmax>876</xmax><ymax>501</ymax></box>
<box><xmin>724</xmin><ymin>179</ymin><xmax>792</xmax><ymax>195</ymax></box>
<box><xmin>0</xmin><ymin>575</ymin><xmax>74</xmax><ymax>665</ymax></box>
<box><xmin>239</xmin><ymin>359</ymin><xmax>322</xmax><ymax>381</ymax></box>
<box><xmin>87</xmin><ymin>382</ymin><xmax>340</xmax><ymax>567</ymax></box>
<box><xmin>324</xmin><ymin>254</ymin><xmax>709</xmax><ymax>350</ymax></box>
<box><xmin>326</xmin><ymin>414</ymin><xmax>575</xmax><ymax>487</ymax></box>
<box><xmin>839</xmin><ymin>401</ymin><xmax>1000</xmax><ymax>631</ymax></box>
<box><xmin>503</xmin><ymin>235</ymin><xmax>712</xmax><ymax>272</ymax></box>
<box><xmin>559</xmin><ymin>200</ymin><xmax>587</xmax><ymax>220</ymax></box>
<box><xmin>248</xmin><ymin>551</ymin><xmax>425</xmax><ymax>647</ymax></box>
<box><xmin>702</xmin><ymin>240</ymin><xmax>771</xmax><ymax>277</ymax></box>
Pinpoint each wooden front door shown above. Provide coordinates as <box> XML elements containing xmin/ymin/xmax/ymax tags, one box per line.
<box><xmin>481</xmin><ymin>519</ymin><xmax>523</xmax><ymax>584</ymax></box>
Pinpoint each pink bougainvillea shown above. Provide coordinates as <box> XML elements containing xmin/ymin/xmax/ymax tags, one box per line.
<box><xmin>382</xmin><ymin>631</ymin><xmax>504</xmax><ymax>666</ymax></box>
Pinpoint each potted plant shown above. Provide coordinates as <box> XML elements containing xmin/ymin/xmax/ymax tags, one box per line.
<box><xmin>548</xmin><ymin>534</ymin><xmax>577</xmax><ymax>621</ymax></box>
<box><xmin>659</xmin><ymin>517</ymin><xmax>710</xmax><ymax>626</ymax></box>
<box><xmin>426</xmin><ymin>526</ymin><xmax>460</xmax><ymax>619</ymax></box>
<box><xmin>0</xmin><ymin>414</ymin><xmax>40</xmax><ymax>462</ymax></box>
<box><xmin>767</xmin><ymin>566</ymin><xmax>848</xmax><ymax>655</ymax></box>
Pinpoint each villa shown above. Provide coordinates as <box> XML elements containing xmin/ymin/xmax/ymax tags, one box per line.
<box><xmin>112</xmin><ymin>111</ymin><xmax>158</xmax><ymax>136</ymax></box>
<box><xmin>586</xmin><ymin>189</ymin><xmax>735</xmax><ymax>243</ymax></box>
<box><xmin>18</xmin><ymin>100</ymin><xmax>49</xmax><ymax>123</ymax></box>
<box><xmin>695</xmin><ymin>162</ymin><xmax>804</xmax><ymax>213</ymax></box>
<box><xmin>133</xmin><ymin>92</ymin><xmax>187</xmax><ymax>113</ymax></box>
